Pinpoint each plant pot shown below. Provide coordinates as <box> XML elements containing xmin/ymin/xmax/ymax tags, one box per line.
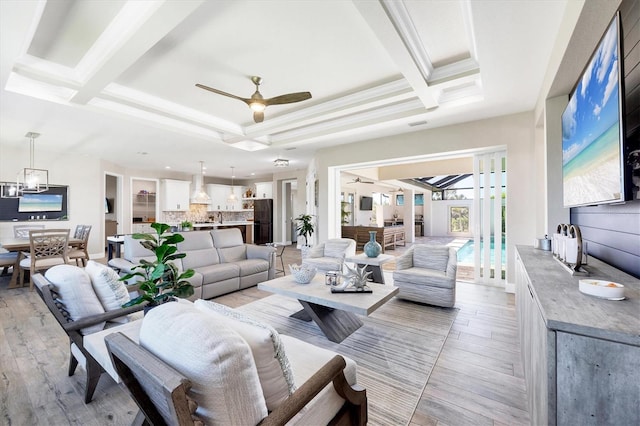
<box><xmin>364</xmin><ymin>231</ymin><xmax>382</xmax><ymax>258</ymax></box>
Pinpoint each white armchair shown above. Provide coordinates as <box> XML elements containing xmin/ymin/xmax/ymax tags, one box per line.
<box><xmin>302</xmin><ymin>238</ymin><xmax>356</xmax><ymax>272</ymax></box>
<box><xmin>393</xmin><ymin>245</ymin><xmax>457</xmax><ymax>308</ymax></box>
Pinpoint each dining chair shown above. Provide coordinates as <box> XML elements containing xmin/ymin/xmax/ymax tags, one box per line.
<box><xmin>19</xmin><ymin>229</ymin><xmax>70</xmax><ymax>290</ymax></box>
<box><xmin>0</xmin><ymin>252</ymin><xmax>17</xmax><ymax>275</ymax></box>
<box><xmin>14</xmin><ymin>224</ymin><xmax>45</xmax><ymax>239</ymax></box>
<box><xmin>69</xmin><ymin>225</ymin><xmax>92</xmax><ymax>266</ymax></box>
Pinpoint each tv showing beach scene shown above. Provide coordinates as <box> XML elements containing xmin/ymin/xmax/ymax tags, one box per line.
<box><xmin>18</xmin><ymin>194</ymin><xmax>63</xmax><ymax>212</ymax></box>
<box><xmin>562</xmin><ymin>15</ymin><xmax>625</xmax><ymax>208</ymax></box>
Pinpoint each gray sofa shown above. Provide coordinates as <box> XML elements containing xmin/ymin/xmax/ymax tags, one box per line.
<box><xmin>108</xmin><ymin>229</ymin><xmax>275</xmax><ymax>300</ymax></box>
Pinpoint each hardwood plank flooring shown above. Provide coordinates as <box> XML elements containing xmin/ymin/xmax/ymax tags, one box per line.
<box><xmin>0</xmin><ymin>240</ymin><xmax>528</xmax><ymax>425</ymax></box>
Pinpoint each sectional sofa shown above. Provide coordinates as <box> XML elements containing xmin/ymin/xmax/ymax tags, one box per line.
<box><xmin>108</xmin><ymin>228</ymin><xmax>276</xmax><ymax>300</ymax></box>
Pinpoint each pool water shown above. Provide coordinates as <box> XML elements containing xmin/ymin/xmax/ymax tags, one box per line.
<box><xmin>457</xmin><ymin>239</ymin><xmax>506</xmax><ymax>265</ymax></box>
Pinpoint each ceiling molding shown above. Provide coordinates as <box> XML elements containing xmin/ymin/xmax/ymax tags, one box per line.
<box><xmin>353</xmin><ymin>0</ymin><xmax>438</xmax><ymax>110</ymax></box>
<box><xmin>381</xmin><ymin>0</ymin><xmax>434</xmax><ymax>82</ymax></box>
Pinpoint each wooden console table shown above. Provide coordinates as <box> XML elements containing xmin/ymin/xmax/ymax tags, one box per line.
<box><xmin>341</xmin><ymin>225</ymin><xmax>406</xmax><ymax>253</ymax></box>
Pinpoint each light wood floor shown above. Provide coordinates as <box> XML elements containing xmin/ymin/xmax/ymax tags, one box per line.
<box><xmin>0</xmin><ymin>240</ymin><xmax>528</xmax><ymax>425</ymax></box>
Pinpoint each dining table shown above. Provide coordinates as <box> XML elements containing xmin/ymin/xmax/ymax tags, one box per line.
<box><xmin>0</xmin><ymin>237</ymin><xmax>83</xmax><ymax>289</ymax></box>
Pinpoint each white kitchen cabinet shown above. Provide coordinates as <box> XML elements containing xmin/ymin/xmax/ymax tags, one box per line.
<box><xmin>161</xmin><ymin>179</ymin><xmax>191</xmax><ymax>211</ymax></box>
<box><xmin>206</xmin><ymin>184</ymin><xmax>225</xmax><ymax>211</ymax></box>
<box><xmin>254</xmin><ymin>181</ymin><xmax>273</xmax><ymax>199</ymax></box>
<box><xmin>206</xmin><ymin>183</ymin><xmax>248</xmax><ymax>210</ymax></box>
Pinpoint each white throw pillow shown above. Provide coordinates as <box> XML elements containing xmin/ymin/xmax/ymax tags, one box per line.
<box><xmin>140</xmin><ymin>302</ymin><xmax>267</xmax><ymax>425</ymax></box>
<box><xmin>45</xmin><ymin>265</ymin><xmax>106</xmax><ymax>334</ymax></box>
<box><xmin>194</xmin><ymin>299</ymin><xmax>296</xmax><ymax>410</ymax></box>
<box><xmin>85</xmin><ymin>261</ymin><xmax>130</xmax><ymax>319</ymax></box>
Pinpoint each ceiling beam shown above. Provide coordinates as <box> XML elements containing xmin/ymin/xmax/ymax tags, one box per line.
<box><xmin>70</xmin><ymin>0</ymin><xmax>205</xmax><ymax>105</ymax></box>
<box><xmin>353</xmin><ymin>0</ymin><xmax>439</xmax><ymax>110</ymax></box>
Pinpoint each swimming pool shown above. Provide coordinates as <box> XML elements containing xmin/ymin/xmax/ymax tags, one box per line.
<box><xmin>457</xmin><ymin>238</ymin><xmax>506</xmax><ymax>266</ymax></box>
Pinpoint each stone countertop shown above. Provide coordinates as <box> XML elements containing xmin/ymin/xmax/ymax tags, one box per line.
<box><xmin>192</xmin><ymin>221</ymin><xmax>252</xmax><ymax>228</ymax></box>
<box><xmin>516</xmin><ymin>245</ymin><xmax>640</xmax><ymax>346</ymax></box>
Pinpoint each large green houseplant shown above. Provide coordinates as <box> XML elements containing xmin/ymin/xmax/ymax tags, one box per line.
<box><xmin>295</xmin><ymin>214</ymin><xmax>315</xmax><ymax>247</ymax></box>
<box><xmin>121</xmin><ymin>222</ymin><xmax>195</xmax><ymax>307</ymax></box>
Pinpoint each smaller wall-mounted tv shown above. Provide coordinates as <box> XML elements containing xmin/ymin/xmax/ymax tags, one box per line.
<box><xmin>18</xmin><ymin>194</ymin><xmax>63</xmax><ymax>212</ymax></box>
<box><xmin>360</xmin><ymin>196</ymin><xmax>373</xmax><ymax>211</ymax></box>
<box><xmin>562</xmin><ymin>12</ymin><xmax>628</xmax><ymax>208</ymax></box>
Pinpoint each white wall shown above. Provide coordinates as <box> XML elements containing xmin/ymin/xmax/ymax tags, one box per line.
<box><xmin>315</xmin><ymin>111</ymin><xmax>537</xmax><ymax>284</ymax></box>
<box><xmin>544</xmin><ymin>95</ymin><xmax>570</xmax><ymax>236</ymax></box>
<box><xmin>1</xmin><ymin>145</ymin><xmax>104</xmax><ymax>256</ymax></box>
<box><xmin>431</xmin><ymin>199</ymin><xmax>473</xmax><ymax>237</ymax></box>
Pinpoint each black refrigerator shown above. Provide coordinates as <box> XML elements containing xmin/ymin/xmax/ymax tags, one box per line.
<box><xmin>253</xmin><ymin>199</ymin><xmax>273</xmax><ymax>245</ymax></box>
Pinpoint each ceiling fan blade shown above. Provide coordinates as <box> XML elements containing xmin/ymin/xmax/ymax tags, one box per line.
<box><xmin>195</xmin><ymin>84</ymin><xmax>249</xmax><ymax>103</ymax></box>
<box><xmin>265</xmin><ymin>92</ymin><xmax>312</xmax><ymax>106</ymax></box>
<box><xmin>253</xmin><ymin>111</ymin><xmax>264</xmax><ymax>123</ymax></box>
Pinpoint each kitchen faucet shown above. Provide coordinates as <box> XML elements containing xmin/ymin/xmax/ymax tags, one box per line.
<box><xmin>218</xmin><ymin>211</ymin><xmax>223</xmax><ymax>224</ymax></box>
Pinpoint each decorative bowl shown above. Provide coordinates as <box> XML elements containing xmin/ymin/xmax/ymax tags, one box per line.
<box><xmin>578</xmin><ymin>279</ymin><xmax>625</xmax><ymax>300</ymax></box>
<box><xmin>289</xmin><ymin>264</ymin><xmax>317</xmax><ymax>284</ymax></box>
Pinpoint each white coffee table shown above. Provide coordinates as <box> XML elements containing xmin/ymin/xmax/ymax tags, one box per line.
<box><xmin>345</xmin><ymin>253</ymin><xmax>395</xmax><ymax>284</ymax></box>
<box><xmin>258</xmin><ymin>274</ymin><xmax>398</xmax><ymax>343</ymax></box>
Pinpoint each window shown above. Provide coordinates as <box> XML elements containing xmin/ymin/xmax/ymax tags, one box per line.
<box><xmin>449</xmin><ymin>206</ymin><xmax>469</xmax><ymax>233</ymax></box>
<box><xmin>414</xmin><ymin>194</ymin><xmax>424</xmax><ymax>206</ymax></box>
<box><xmin>396</xmin><ymin>194</ymin><xmax>404</xmax><ymax>205</ymax></box>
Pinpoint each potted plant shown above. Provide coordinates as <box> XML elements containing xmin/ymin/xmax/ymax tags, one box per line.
<box><xmin>295</xmin><ymin>214</ymin><xmax>315</xmax><ymax>247</ymax></box>
<box><xmin>180</xmin><ymin>220</ymin><xmax>193</xmax><ymax>231</ymax></box>
<box><xmin>340</xmin><ymin>202</ymin><xmax>350</xmax><ymax>225</ymax></box>
<box><xmin>121</xmin><ymin>222</ymin><xmax>195</xmax><ymax>309</ymax></box>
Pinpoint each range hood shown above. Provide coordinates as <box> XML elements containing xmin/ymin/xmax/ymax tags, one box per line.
<box><xmin>190</xmin><ymin>174</ymin><xmax>211</xmax><ymax>204</ymax></box>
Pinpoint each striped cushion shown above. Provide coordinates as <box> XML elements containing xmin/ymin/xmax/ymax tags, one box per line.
<box><xmin>413</xmin><ymin>245</ymin><xmax>449</xmax><ymax>272</ymax></box>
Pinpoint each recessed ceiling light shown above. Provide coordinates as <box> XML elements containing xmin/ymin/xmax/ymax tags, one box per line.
<box><xmin>165</xmin><ymin>166</ymin><xmax>171</xmax><ymax>169</ymax></box>
<box><xmin>251</xmin><ymin>172</ymin><xmax>255</xmax><ymax>176</ymax></box>
<box><xmin>136</xmin><ymin>151</ymin><xmax>148</xmax><ymax>155</ymax></box>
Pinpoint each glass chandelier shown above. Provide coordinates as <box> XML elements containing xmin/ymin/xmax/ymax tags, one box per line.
<box><xmin>18</xmin><ymin>132</ymin><xmax>48</xmax><ymax>195</ymax></box>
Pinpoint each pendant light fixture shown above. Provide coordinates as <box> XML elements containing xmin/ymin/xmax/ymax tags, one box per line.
<box><xmin>227</xmin><ymin>166</ymin><xmax>237</xmax><ymax>204</ymax></box>
<box><xmin>17</xmin><ymin>132</ymin><xmax>48</xmax><ymax>195</ymax></box>
<box><xmin>190</xmin><ymin>161</ymin><xmax>211</xmax><ymax>204</ymax></box>
<box><xmin>273</xmin><ymin>153</ymin><xmax>289</xmax><ymax>167</ymax></box>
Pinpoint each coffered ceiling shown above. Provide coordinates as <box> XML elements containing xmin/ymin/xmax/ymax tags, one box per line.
<box><xmin>0</xmin><ymin>0</ymin><xmax>568</xmax><ymax>179</ymax></box>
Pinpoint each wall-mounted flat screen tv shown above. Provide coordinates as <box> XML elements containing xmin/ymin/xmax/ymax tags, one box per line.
<box><xmin>18</xmin><ymin>194</ymin><xmax>63</xmax><ymax>212</ymax></box>
<box><xmin>360</xmin><ymin>196</ymin><xmax>373</xmax><ymax>210</ymax></box>
<box><xmin>562</xmin><ymin>12</ymin><xmax>627</xmax><ymax>208</ymax></box>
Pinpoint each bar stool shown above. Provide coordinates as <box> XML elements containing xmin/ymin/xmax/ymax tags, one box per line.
<box><xmin>275</xmin><ymin>244</ymin><xmax>286</xmax><ymax>276</ymax></box>
<box><xmin>266</xmin><ymin>243</ymin><xmax>286</xmax><ymax>276</ymax></box>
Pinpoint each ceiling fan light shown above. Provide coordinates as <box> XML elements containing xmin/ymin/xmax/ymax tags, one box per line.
<box><xmin>249</xmin><ymin>101</ymin><xmax>266</xmax><ymax>112</ymax></box>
